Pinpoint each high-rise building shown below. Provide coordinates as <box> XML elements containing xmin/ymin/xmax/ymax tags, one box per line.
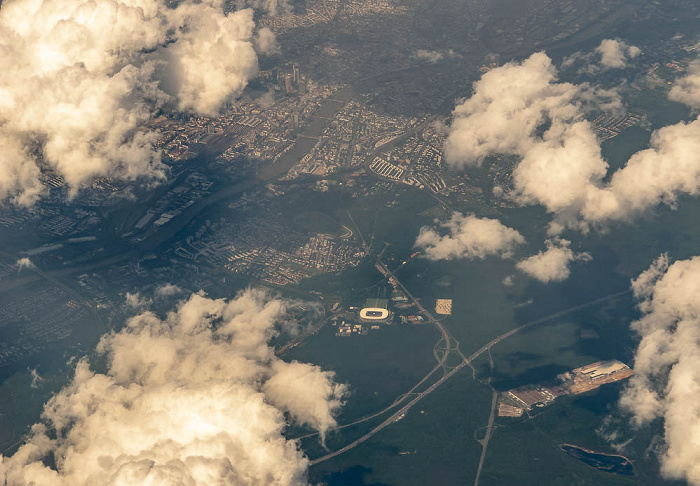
<box><xmin>284</xmin><ymin>73</ymin><xmax>293</xmax><ymax>94</ymax></box>
<box><xmin>274</xmin><ymin>69</ymin><xmax>282</xmax><ymax>88</ymax></box>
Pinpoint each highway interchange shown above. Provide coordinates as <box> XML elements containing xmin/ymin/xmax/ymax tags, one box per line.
<box><xmin>306</xmin><ymin>248</ymin><xmax>632</xmax><ymax>485</ymax></box>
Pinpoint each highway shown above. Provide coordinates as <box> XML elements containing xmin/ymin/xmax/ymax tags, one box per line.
<box><xmin>474</xmin><ymin>390</ymin><xmax>498</xmax><ymax>485</ymax></box>
<box><xmin>466</xmin><ymin>288</ymin><xmax>632</xmax><ymax>362</ymax></box>
<box><xmin>473</xmin><ymin>348</ymin><xmax>497</xmax><ymax>486</ymax></box>
<box><xmin>310</xmin><ymin>360</ymin><xmax>468</xmax><ymax>465</ymax></box>
<box><xmin>376</xmin><ymin>255</ymin><xmax>466</xmax><ymax>364</ymax></box>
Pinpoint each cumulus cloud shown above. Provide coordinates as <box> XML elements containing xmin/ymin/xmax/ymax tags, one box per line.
<box><xmin>444</xmin><ymin>52</ymin><xmax>583</xmax><ymax>165</ymax></box>
<box><xmin>562</xmin><ymin>39</ymin><xmax>640</xmax><ymax>74</ymax></box>
<box><xmin>0</xmin><ymin>0</ymin><xmax>272</xmax><ymax>205</ymax></box>
<box><xmin>595</xmin><ymin>39</ymin><xmax>641</xmax><ymax>69</ymax></box>
<box><xmin>15</xmin><ymin>257</ymin><xmax>34</xmax><ymax>272</ymax></box>
<box><xmin>582</xmin><ymin>117</ymin><xmax>700</xmax><ymax>223</ymax></box>
<box><xmin>414</xmin><ymin>213</ymin><xmax>525</xmax><ymax>260</ymax></box>
<box><xmin>669</xmin><ymin>60</ymin><xmax>700</xmax><ymax>108</ymax></box>
<box><xmin>0</xmin><ymin>289</ymin><xmax>346</xmax><ymax>485</ymax></box>
<box><xmin>163</xmin><ymin>5</ymin><xmax>259</xmax><ymax>115</ymax></box>
<box><xmin>124</xmin><ymin>291</ymin><xmax>152</xmax><ymax>309</ymax></box>
<box><xmin>443</xmin><ymin>52</ymin><xmax>611</xmax><ymax>231</ymax></box>
<box><xmin>154</xmin><ymin>283</ymin><xmax>184</xmax><ymax>299</ymax></box>
<box><xmin>255</xmin><ymin>26</ymin><xmax>280</xmax><ymax>55</ymax></box>
<box><xmin>444</xmin><ymin>52</ymin><xmax>700</xmax><ymax>233</ymax></box>
<box><xmin>515</xmin><ymin>238</ymin><xmax>591</xmax><ymax>283</ymax></box>
<box><xmin>619</xmin><ymin>254</ymin><xmax>700</xmax><ymax>485</ymax></box>
<box><xmin>28</xmin><ymin>369</ymin><xmax>44</xmax><ymax>389</ymax></box>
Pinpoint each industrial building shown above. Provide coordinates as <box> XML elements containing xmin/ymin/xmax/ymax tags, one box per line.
<box><xmin>499</xmin><ymin>360</ymin><xmax>634</xmax><ymax>415</ymax></box>
<box><xmin>566</xmin><ymin>360</ymin><xmax>634</xmax><ymax>395</ymax></box>
<box><xmin>572</xmin><ymin>360</ymin><xmax>630</xmax><ymax>379</ymax></box>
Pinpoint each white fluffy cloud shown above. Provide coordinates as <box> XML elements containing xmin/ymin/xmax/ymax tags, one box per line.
<box><xmin>414</xmin><ymin>213</ymin><xmax>525</xmax><ymax>260</ymax></box>
<box><xmin>0</xmin><ymin>0</ymin><xmax>271</xmax><ymax>205</ymax></box>
<box><xmin>255</xmin><ymin>26</ymin><xmax>280</xmax><ymax>55</ymax></box>
<box><xmin>582</xmin><ymin>117</ymin><xmax>700</xmax><ymax>223</ymax></box>
<box><xmin>412</xmin><ymin>49</ymin><xmax>457</xmax><ymax>64</ymax></box>
<box><xmin>0</xmin><ymin>289</ymin><xmax>346</xmax><ymax>486</ymax></box>
<box><xmin>124</xmin><ymin>291</ymin><xmax>152</xmax><ymax>309</ymax></box>
<box><xmin>595</xmin><ymin>39</ymin><xmax>641</xmax><ymax>69</ymax></box>
<box><xmin>444</xmin><ymin>52</ymin><xmax>583</xmax><ymax>165</ymax></box>
<box><xmin>619</xmin><ymin>255</ymin><xmax>700</xmax><ymax>485</ymax></box>
<box><xmin>562</xmin><ymin>39</ymin><xmax>640</xmax><ymax>74</ymax></box>
<box><xmin>444</xmin><ymin>52</ymin><xmax>700</xmax><ymax>233</ymax></box>
<box><xmin>669</xmin><ymin>60</ymin><xmax>700</xmax><ymax>108</ymax></box>
<box><xmin>15</xmin><ymin>257</ymin><xmax>34</xmax><ymax>271</ymax></box>
<box><xmin>154</xmin><ymin>283</ymin><xmax>184</xmax><ymax>299</ymax></box>
<box><xmin>515</xmin><ymin>238</ymin><xmax>591</xmax><ymax>283</ymax></box>
<box><xmin>163</xmin><ymin>4</ymin><xmax>259</xmax><ymax>115</ymax></box>
<box><xmin>443</xmin><ymin>52</ymin><xmax>610</xmax><ymax>232</ymax></box>
<box><xmin>29</xmin><ymin>369</ymin><xmax>44</xmax><ymax>389</ymax></box>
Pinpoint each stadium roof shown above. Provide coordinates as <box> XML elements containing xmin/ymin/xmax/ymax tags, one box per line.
<box><xmin>359</xmin><ymin>308</ymin><xmax>390</xmax><ymax>320</ymax></box>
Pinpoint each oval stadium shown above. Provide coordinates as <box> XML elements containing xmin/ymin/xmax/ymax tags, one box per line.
<box><xmin>359</xmin><ymin>307</ymin><xmax>390</xmax><ymax>322</ymax></box>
